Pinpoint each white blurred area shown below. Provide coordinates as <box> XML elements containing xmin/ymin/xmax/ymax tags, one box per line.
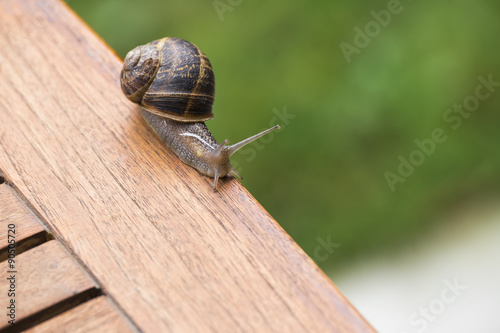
<box><xmin>333</xmin><ymin>196</ymin><xmax>500</xmax><ymax>333</ymax></box>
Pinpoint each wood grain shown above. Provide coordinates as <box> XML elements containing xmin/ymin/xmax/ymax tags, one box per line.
<box><xmin>0</xmin><ymin>184</ymin><xmax>48</xmax><ymax>261</ymax></box>
<box><xmin>0</xmin><ymin>0</ymin><xmax>375</xmax><ymax>332</ymax></box>
<box><xmin>0</xmin><ymin>241</ymin><xmax>97</xmax><ymax>330</ymax></box>
<box><xmin>25</xmin><ymin>297</ymin><xmax>133</xmax><ymax>333</ymax></box>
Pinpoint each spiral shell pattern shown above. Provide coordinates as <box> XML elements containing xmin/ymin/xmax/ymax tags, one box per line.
<box><xmin>120</xmin><ymin>37</ymin><xmax>215</xmax><ymax>122</ymax></box>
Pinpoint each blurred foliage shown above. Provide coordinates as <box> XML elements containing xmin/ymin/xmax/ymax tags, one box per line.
<box><xmin>69</xmin><ymin>0</ymin><xmax>500</xmax><ymax>272</ymax></box>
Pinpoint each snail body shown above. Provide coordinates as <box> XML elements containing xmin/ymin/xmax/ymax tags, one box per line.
<box><xmin>120</xmin><ymin>37</ymin><xmax>279</xmax><ymax>190</ymax></box>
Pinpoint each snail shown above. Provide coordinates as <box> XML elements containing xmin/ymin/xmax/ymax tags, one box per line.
<box><xmin>120</xmin><ymin>37</ymin><xmax>279</xmax><ymax>190</ymax></box>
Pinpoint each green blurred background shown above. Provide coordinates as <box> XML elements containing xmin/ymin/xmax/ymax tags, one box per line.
<box><xmin>68</xmin><ymin>0</ymin><xmax>500</xmax><ymax>273</ymax></box>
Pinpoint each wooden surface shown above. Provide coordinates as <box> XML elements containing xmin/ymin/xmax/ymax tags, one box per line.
<box><xmin>0</xmin><ymin>184</ymin><xmax>48</xmax><ymax>261</ymax></box>
<box><xmin>0</xmin><ymin>0</ymin><xmax>375</xmax><ymax>332</ymax></box>
<box><xmin>25</xmin><ymin>297</ymin><xmax>133</xmax><ymax>333</ymax></box>
<box><xmin>0</xmin><ymin>241</ymin><xmax>97</xmax><ymax>330</ymax></box>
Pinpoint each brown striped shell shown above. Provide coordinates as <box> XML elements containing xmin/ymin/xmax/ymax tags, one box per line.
<box><xmin>120</xmin><ymin>37</ymin><xmax>215</xmax><ymax>122</ymax></box>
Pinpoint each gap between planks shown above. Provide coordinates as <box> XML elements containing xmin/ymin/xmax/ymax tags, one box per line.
<box><xmin>0</xmin><ymin>181</ymin><xmax>141</xmax><ymax>333</ymax></box>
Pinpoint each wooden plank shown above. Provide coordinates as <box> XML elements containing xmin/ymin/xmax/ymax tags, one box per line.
<box><xmin>0</xmin><ymin>0</ymin><xmax>374</xmax><ymax>332</ymax></box>
<box><xmin>0</xmin><ymin>241</ymin><xmax>97</xmax><ymax>330</ymax></box>
<box><xmin>0</xmin><ymin>184</ymin><xmax>48</xmax><ymax>261</ymax></box>
<box><xmin>25</xmin><ymin>297</ymin><xmax>133</xmax><ymax>333</ymax></box>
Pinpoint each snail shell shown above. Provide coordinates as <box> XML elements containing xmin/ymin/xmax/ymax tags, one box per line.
<box><xmin>120</xmin><ymin>37</ymin><xmax>215</xmax><ymax>122</ymax></box>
